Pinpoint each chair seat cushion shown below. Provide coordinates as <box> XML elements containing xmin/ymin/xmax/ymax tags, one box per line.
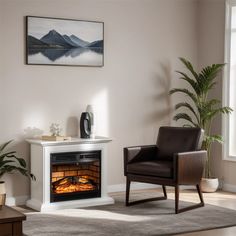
<box><xmin>127</xmin><ymin>160</ymin><xmax>173</xmax><ymax>178</ymax></box>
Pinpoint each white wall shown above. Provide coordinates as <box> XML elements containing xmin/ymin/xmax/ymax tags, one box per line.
<box><xmin>197</xmin><ymin>0</ymin><xmax>236</xmax><ymax>188</ymax></box>
<box><xmin>0</xmin><ymin>0</ymin><xmax>198</xmax><ymax>199</ymax></box>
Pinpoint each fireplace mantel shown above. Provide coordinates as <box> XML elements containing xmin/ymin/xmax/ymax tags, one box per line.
<box><xmin>26</xmin><ymin>137</ymin><xmax>114</xmax><ymax>212</ymax></box>
<box><xmin>27</xmin><ymin>136</ymin><xmax>112</xmax><ymax>146</ymax></box>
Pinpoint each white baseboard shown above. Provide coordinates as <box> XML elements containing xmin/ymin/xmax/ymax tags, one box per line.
<box><xmin>222</xmin><ymin>183</ymin><xmax>236</xmax><ymax>193</ymax></box>
<box><xmin>6</xmin><ymin>195</ymin><xmax>29</xmax><ymax>206</ymax></box>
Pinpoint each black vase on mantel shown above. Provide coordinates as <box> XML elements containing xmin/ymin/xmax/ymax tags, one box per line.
<box><xmin>80</xmin><ymin>112</ymin><xmax>91</xmax><ymax>139</ymax></box>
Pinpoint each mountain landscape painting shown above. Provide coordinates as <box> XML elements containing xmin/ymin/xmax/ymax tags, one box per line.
<box><xmin>26</xmin><ymin>16</ymin><xmax>104</xmax><ymax>66</ymax></box>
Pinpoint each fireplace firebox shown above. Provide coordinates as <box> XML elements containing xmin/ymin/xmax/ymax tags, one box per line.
<box><xmin>50</xmin><ymin>151</ymin><xmax>101</xmax><ymax>202</ymax></box>
<box><xmin>26</xmin><ymin>137</ymin><xmax>114</xmax><ymax>212</ymax></box>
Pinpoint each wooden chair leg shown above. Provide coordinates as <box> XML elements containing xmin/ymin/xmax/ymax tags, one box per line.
<box><xmin>175</xmin><ymin>184</ymin><xmax>205</xmax><ymax>214</ymax></box>
<box><xmin>125</xmin><ymin>179</ymin><xmax>167</xmax><ymax>206</ymax></box>
<box><xmin>175</xmin><ymin>185</ymin><xmax>179</xmax><ymax>214</ymax></box>
<box><xmin>196</xmin><ymin>184</ymin><xmax>204</xmax><ymax>205</ymax></box>
<box><xmin>125</xmin><ymin>178</ymin><xmax>131</xmax><ymax>206</ymax></box>
<box><xmin>162</xmin><ymin>185</ymin><xmax>167</xmax><ymax>199</ymax></box>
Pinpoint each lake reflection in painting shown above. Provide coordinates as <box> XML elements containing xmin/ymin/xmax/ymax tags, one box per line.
<box><xmin>26</xmin><ymin>16</ymin><xmax>104</xmax><ymax>66</ymax></box>
<box><xmin>28</xmin><ymin>48</ymin><xmax>103</xmax><ymax>66</ymax></box>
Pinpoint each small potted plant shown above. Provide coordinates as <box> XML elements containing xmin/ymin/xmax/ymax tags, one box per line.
<box><xmin>169</xmin><ymin>58</ymin><xmax>232</xmax><ymax>192</ymax></box>
<box><xmin>0</xmin><ymin>140</ymin><xmax>35</xmax><ymax>206</ymax></box>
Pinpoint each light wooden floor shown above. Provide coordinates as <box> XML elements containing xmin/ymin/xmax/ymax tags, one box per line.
<box><xmin>15</xmin><ymin>189</ymin><xmax>236</xmax><ymax>236</ymax></box>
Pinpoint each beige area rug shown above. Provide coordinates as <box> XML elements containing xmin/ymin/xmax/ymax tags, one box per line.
<box><xmin>23</xmin><ymin>191</ymin><xmax>236</xmax><ymax>236</ymax></box>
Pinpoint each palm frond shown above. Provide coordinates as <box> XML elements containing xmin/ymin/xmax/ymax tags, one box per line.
<box><xmin>173</xmin><ymin>113</ymin><xmax>199</xmax><ymax>127</ymax></box>
<box><xmin>175</xmin><ymin>102</ymin><xmax>199</xmax><ymax>124</ymax></box>
<box><xmin>205</xmin><ymin>106</ymin><xmax>233</xmax><ymax>121</ymax></box>
<box><xmin>30</xmin><ymin>174</ymin><xmax>36</xmax><ymax>181</ymax></box>
<box><xmin>205</xmin><ymin>99</ymin><xmax>221</xmax><ymax>107</ymax></box>
<box><xmin>179</xmin><ymin>57</ymin><xmax>199</xmax><ymax>81</ymax></box>
<box><xmin>0</xmin><ymin>140</ymin><xmax>13</xmax><ymax>153</ymax></box>
<box><xmin>0</xmin><ymin>140</ymin><xmax>36</xmax><ymax>180</ymax></box>
<box><xmin>197</xmin><ymin>99</ymin><xmax>228</xmax><ymax>127</ymax></box>
<box><xmin>176</xmin><ymin>71</ymin><xmax>200</xmax><ymax>95</ymax></box>
<box><xmin>221</xmin><ymin>106</ymin><xmax>233</xmax><ymax>114</ymax></box>
<box><xmin>200</xmin><ymin>64</ymin><xmax>224</xmax><ymax>82</ymax></box>
<box><xmin>16</xmin><ymin>157</ymin><xmax>27</xmax><ymax>168</ymax></box>
<box><xmin>0</xmin><ymin>160</ymin><xmax>15</xmax><ymax>168</ymax></box>
<box><xmin>169</xmin><ymin>88</ymin><xmax>198</xmax><ymax>104</ymax></box>
<box><xmin>0</xmin><ymin>151</ymin><xmax>17</xmax><ymax>161</ymax></box>
<box><xmin>0</xmin><ymin>165</ymin><xmax>29</xmax><ymax>177</ymax></box>
<box><xmin>199</xmin><ymin>64</ymin><xmax>225</xmax><ymax>93</ymax></box>
<box><xmin>207</xmin><ymin>82</ymin><xmax>217</xmax><ymax>91</ymax></box>
<box><xmin>205</xmin><ymin>134</ymin><xmax>223</xmax><ymax>144</ymax></box>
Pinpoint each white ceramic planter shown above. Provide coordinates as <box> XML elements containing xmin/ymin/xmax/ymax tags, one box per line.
<box><xmin>201</xmin><ymin>178</ymin><xmax>219</xmax><ymax>193</ymax></box>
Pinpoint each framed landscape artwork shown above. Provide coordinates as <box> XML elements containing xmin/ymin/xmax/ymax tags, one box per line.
<box><xmin>26</xmin><ymin>16</ymin><xmax>104</xmax><ymax>67</ymax></box>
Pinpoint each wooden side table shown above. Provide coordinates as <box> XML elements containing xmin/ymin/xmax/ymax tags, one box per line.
<box><xmin>0</xmin><ymin>206</ymin><xmax>26</xmax><ymax>236</ymax></box>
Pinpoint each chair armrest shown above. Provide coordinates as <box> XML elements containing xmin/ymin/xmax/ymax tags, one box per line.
<box><xmin>123</xmin><ymin>145</ymin><xmax>158</xmax><ymax>176</ymax></box>
<box><xmin>174</xmin><ymin>150</ymin><xmax>207</xmax><ymax>185</ymax></box>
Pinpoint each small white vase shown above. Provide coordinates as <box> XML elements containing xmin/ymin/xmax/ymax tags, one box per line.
<box><xmin>86</xmin><ymin>104</ymin><xmax>95</xmax><ymax>139</ymax></box>
<box><xmin>201</xmin><ymin>178</ymin><xmax>219</xmax><ymax>193</ymax></box>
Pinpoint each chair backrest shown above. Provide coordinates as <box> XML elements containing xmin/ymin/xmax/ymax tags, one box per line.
<box><xmin>156</xmin><ymin>126</ymin><xmax>202</xmax><ymax>160</ymax></box>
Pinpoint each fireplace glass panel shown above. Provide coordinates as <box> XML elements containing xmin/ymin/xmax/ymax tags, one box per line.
<box><xmin>50</xmin><ymin>151</ymin><xmax>101</xmax><ymax>202</ymax></box>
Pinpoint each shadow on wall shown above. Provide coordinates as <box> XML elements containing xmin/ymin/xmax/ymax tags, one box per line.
<box><xmin>23</xmin><ymin>117</ymin><xmax>80</xmax><ymax>139</ymax></box>
<box><xmin>24</xmin><ymin>127</ymin><xmax>44</xmax><ymax>138</ymax></box>
<box><xmin>145</xmin><ymin>61</ymin><xmax>174</xmax><ymax>129</ymax></box>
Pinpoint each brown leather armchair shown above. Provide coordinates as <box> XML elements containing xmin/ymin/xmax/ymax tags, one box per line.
<box><xmin>124</xmin><ymin>126</ymin><xmax>207</xmax><ymax>214</ymax></box>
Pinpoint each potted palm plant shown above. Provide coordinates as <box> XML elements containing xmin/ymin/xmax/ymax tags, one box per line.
<box><xmin>169</xmin><ymin>58</ymin><xmax>232</xmax><ymax>192</ymax></box>
<box><xmin>0</xmin><ymin>140</ymin><xmax>35</xmax><ymax>206</ymax></box>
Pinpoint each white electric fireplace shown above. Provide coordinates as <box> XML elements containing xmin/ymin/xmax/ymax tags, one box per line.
<box><xmin>26</xmin><ymin>137</ymin><xmax>114</xmax><ymax>212</ymax></box>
